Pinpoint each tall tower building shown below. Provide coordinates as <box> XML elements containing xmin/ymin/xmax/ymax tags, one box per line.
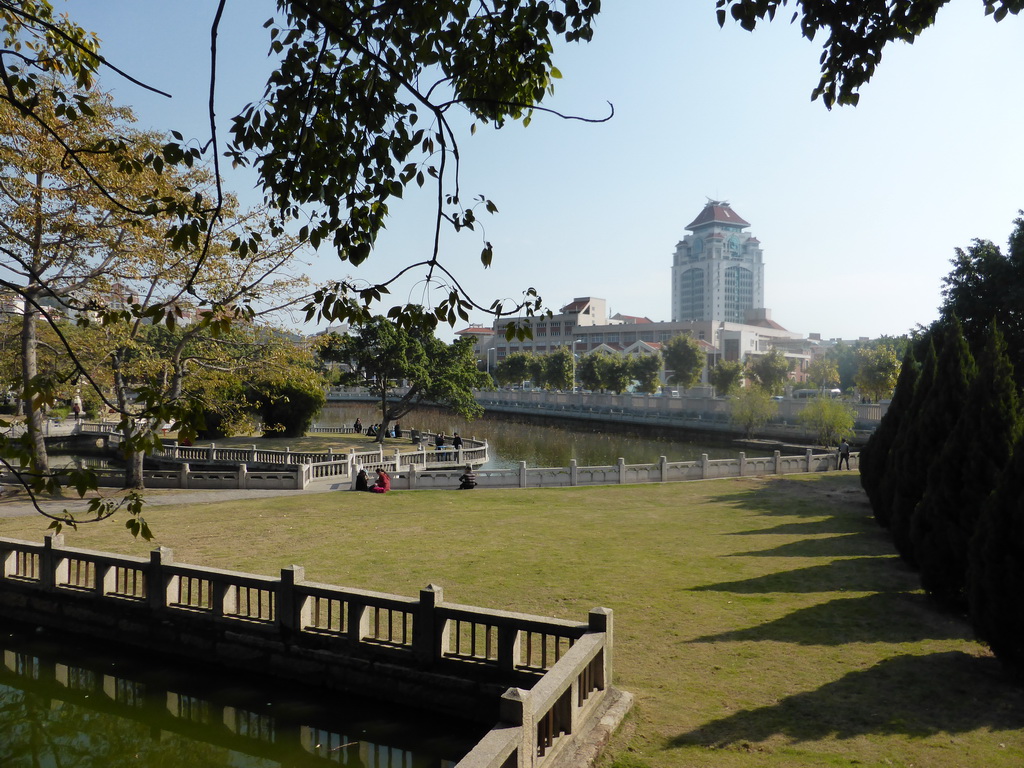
<box><xmin>671</xmin><ymin>200</ymin><xmax>765</xmax><ymax>323</ymax></box>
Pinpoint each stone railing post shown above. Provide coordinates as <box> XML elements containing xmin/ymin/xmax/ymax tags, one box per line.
<box><xmin>250</xmin><ymin>445</ymin><xmax>258</xmax><ymax>462</ymax></box>
<box><xmin>237</xmin><ymin>465</ymin><xmax>248</xmax><ymax>489</ymax></box>
<box><xmin>739</xmin><ymin>452</ymin><xmax>746</xmax><ymax>477</ymax></box>
<box><xmin>659</xmin><ymin>455</ymin><xmax>668</xmax><ymax>483</ymax></box>
<box><xmin>408</xmin><ymin>463</ymin><xmax>418</xmax><ymax>490</ymax></box>
<box><xmin>500</xmin><ymin>688</ymin><xmax>535</xmax><ymax>768</ymax></box>
<box><xmin>774</xmin><ymin>450</ymin><xmax>783</xmax><ymax>474</ymax></box>
<box><xmin>415</xmin><ymin>584</ymin><xmax>445</xmax><ymax>666</ymax></box>
<box><xmin>278</xmin><ymin>565</ymin><xmax>307</xmax><ymax>634</ymax></box>
<box><xmin>569</xmin><ymin>458</ymin><xmax>578</xmax><ymax>487</ymax></box>
<box><xmin>179</xmin><ymin>462</ymin><xmax>190</xmax><ymax>489</ymax></box>
<box><xmin>519</xmin><ymin>461</ymin><xmax>528</xmax><ymax>488</ymax></box>
<box><xmin>42</xmin><ymin>534</ymin><xmax>66</xmax><ymax>590</ymax></box>
<box><xmin>207</xmin><ymin>443</ymin><xmax>216</xmax><ymax>461</ymax></box>
<box><xmin>701</xmin><ymin>453</ymin><xmax>710</xmax><ymax>479</ymax></box>
<box><xmin>617</xmin><ymin>457</ymin><xmax>626</xmax><ymax>484</ymax></box>
<box><xmin>589</xmin><ymin>607</ymin><xmax>613</xmax><ymax>688</ymax></box>
<box><xmin>148</xmin><ymin>546</ymin><xmax>174</xmax><ymax>613</ymax></box>
<box><xmin>805</xmin><ymin>448</ymin><xmax>813</xmax><ymax>472</ymax></box>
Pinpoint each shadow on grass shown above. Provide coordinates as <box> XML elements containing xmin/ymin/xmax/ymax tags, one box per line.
<box><xmin>686</xmin><ymin>592</ymin><xmax>971</xmax><ymax>645</ymax></box>
<box><xmin>730</xmin><ymin>516</ymin><xmax>869</xmax><ymax>536</ymax></box>
<box><xmin>728</xmin><ymin>532</ymin><xmax>892</xmax><ymax>558</ymax></box>
<box><xmin>691</xmin><ymin>556</ymin><xmax>914</xmax><ymax>595</ymax></box>
<box><xmin>707</xmin><ymin>475</ymin><xmax>871</xmax><ymax>521</ymax></box>
<box><xmin>666</xmin><ymin>651</ymin><xmax>1024</xmax><ymax>749</ymax></box>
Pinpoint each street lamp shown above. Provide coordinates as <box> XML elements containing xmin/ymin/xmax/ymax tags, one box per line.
<box><xmin>571</xmin><ymin>339</ymin><xmax>584</xmax><ymax>392</ymax></box>
<box><xmin>486</xmin><ymin>346</ymin><xmax>497</xmax><ymax>376</ymax></box>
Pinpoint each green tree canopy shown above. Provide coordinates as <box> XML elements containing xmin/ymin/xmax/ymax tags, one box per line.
<box><xmin>729</xmin><ymin>388</ymin><xmax>778</xmax><ymax>438</ymax></box>
<box><xmin>746</xmin><ymin>349</ymin><xmax>789</xmax><ymax>395</ymax></box>
<box><xmin>336</xmin><ymin>315</ymin><xmax>488</xmax><ymax>441</ymax></box>
<box><xmin>797</xmin><ymin>397</ymin><xmax>856</xmax><ymax>449</ymax></box>
<box><xmin>709</xmin><ymin>359</ymin><xmax>744</xmax><ymax>396</ymax></box>
<box><xmin>630</xmin><ymin>353</ymin><xmax>663</xmax><ymax>395</ymax></box>
<box><xmin>806</xmin><ymin>357</ymin><xmax>839</xmax><ymax>392</ymax></box>
<box><xmin>662</xmin><ymin>335</ymin><xmax>705</xmax><ymax>390</ymax></box>
<box><xmin>855</xmin><ymin>345</ymin><xmax>901</xmax><ymax>402</ymax></box>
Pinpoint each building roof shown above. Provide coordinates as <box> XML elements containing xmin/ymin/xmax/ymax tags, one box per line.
<box><xmin>612</xmin><ymin>313</ymin><xmax>653</xmax><ymax>324</ymax></box>
<box><xmin>746</xmin><ymin>315</ymin><xmax>789</xmax><ymax>332</ymax></box>
<box><xmin>560</xmin><ymin>297</ymin><xmax>595</xmax><ymax>313</ymax></box>
<box><xmin>685</xmin><ymin>200</ymin><xmax>750</xmax><ymax>231</ymax></box>
<box><xmin>455</xmin><ymin>326</ymin><xmax>494</xmax><ymax>336</ymax></box>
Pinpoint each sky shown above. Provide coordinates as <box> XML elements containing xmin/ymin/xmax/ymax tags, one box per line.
<box><xmin>62</xmin><ymin>1</ymin><xmax>1024</xmax><ymax>342</ymax></box>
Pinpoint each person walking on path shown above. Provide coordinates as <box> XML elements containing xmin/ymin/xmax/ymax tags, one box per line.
<box><xmin>837</xmin><ymin>438</ymin><xmax>851</xmax><ymax>470</ymax></box>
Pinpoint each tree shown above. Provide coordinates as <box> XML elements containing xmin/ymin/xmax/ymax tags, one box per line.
<box><xmin>494</xmin><ymin>352</ymin><xmax>537</xmax><ymax>387</ymax></box>
<box><xmin>746</xmin><ymin>349</ymin><xmax>789</xmax><ymax>395</ymax></box>
<box><xmin>969</xmin><ymin>429</ymin><xmax>1024</xmax><ymax>677</ymax></box>
<box><xmin>797</xmin><ymin>397</ymin><xmax>856</xmax><ymax>449</ymax></box>
<box><xmin>729</xmin><ymin>388</ymin><xmax>778</xmax><ymax>437</ymax></box>
<box><xmin>940</xmin><ymin>215</ymin><xmax>1024</xmax><ymax>387</ymax></box>
<box><xmin>889</xmin><ymin>320</ymin><xmax>976</xmax><ymax>565</ymax></box>
<box><xmin>630</xmin><ymin>352</ymin><xmax>663</xmax><ymax>395</ymax></box>
<box><xmin>912</xmin><ymin>325</ymin><xmax>1022</xmax><ymax>608</ymax></box>
<box><xmin>854</xmin><ymin>345</ymin><xmax>900</xmax><ymax>402</ymax></box>
<box><xmin>542</xmin><ymin>348</ymin><xmax>573</xmax><ymax>391</ymax></box>
<box><xmin>605</xmin><ymin>355</ymin><xmax>635</xmax><ymax>395</ymax></box>
<box><xmin>860</xmin><ymin>343</ymin><xmax>920</xmax><ymax>527</ymax></box>
<box><xmin>576</xmin><ymin>351</ymin><xmax>610</xmax><ymax>393</ymax></box>
<box><xmin>709</xmin><ymin>360</ymin><xmax>744</xmax><ymax>396</ymax></box>
<box><xmin>662</xmin><ymin>335</ymin><xmax>705</xmax><ymax>390</ymax></box>
<box><xmin>806</xmin><ymin>357</ymin><xmax>839</xmax><ymax>392</ymax></box>
<box><xmin>716</xmin><ymin>0</ymin><xmax>1024</xmax><ymax>108</ymax></box>
<box><xmin>336</xmin><ymin>315</ymin><xmax>488</xmax><ymax>441</ymax></box>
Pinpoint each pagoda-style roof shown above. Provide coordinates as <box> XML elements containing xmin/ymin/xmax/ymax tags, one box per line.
<box><xmin>685</xmin><ymin>200</ymin><xmax>750</xmax><ymax>231</ymax></box>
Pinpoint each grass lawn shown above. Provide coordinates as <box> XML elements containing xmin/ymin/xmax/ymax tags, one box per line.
<box><xmin>0</xmin><ymin>473</ymin><xmax>1021</xmax><ymax>768</ymax></box>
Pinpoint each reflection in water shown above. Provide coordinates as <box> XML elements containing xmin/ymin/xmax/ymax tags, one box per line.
<box><xmin>0</xmin><ymin>622</ymin><xmax>481</xmax><ymax>768</ymax></box>
<box><xmin>319</xmin><ymin>403</ymin><xmax>743</xmax><ymax>469</ymax></box>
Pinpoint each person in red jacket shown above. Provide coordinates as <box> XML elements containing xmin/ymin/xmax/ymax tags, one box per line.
<box><xmin>370</xmin><ymin>470</ymin><xmax>391</xmax><ymax>493</ymax></box>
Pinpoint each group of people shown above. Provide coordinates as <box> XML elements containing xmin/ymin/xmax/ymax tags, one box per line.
<box><xmin>355</xmin><ymin>468</ymin><xmax>391</xmax><ymax>493</ymax></box>
<box><xmin>353</xmin><ymin>418</ymin><xmax>401</xmax><ymax>439</ymax></box>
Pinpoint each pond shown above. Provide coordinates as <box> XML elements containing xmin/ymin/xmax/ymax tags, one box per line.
<box><xmin>318</xmin><ymin>403</ymin><xmax>745</xmax><ymax>469</ymax></box>
<box><xmin>0</xmin><ymin>619</ymin><xmax>483</xmax><ymax>768</ymax></box>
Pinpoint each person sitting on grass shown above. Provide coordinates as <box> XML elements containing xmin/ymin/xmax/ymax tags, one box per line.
<box><xmin>355</xmin><ymin>469</ymin><xmax>369</xmax><ymax>491</ymax></box>
<box><xmin>370</xmin><ymin>470</ymin><xmax>391</xmax><ymax>493</ymax></box>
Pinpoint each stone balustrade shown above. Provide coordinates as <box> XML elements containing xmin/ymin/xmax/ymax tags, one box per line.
<box><xmin>0</xmin><ymin>535</ymin><xmax>625</xmax><ymax>767</ymax></box>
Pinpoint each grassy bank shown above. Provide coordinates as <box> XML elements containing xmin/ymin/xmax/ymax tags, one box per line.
<box><xmin>0</xmin><ymin>474</ymin><xmax>1020</xmax><ymax>767</ymax></box>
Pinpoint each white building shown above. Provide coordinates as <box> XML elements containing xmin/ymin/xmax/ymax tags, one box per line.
<box><xmin>672</xmin><ymin>200</ymin><xmax>765</xmax><ymax>324</ymax></box>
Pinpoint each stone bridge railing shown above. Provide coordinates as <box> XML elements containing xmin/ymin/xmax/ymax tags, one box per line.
<box><xmin>0</xmin><ymin>535</ymin><xmax>627</xmax><ymax>768</ymax></box>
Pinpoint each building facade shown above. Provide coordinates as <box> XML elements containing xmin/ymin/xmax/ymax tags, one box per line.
<box><xmin>671</xmin><ymin>200</ymin><xmax>764</xmax><ymax>324</ymax></box>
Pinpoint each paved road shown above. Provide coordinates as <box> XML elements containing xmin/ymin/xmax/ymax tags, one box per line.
<box><xmin>0</xmin><ymin>477</ymin><xmax>347</xmax><ymax>519</ymax></box>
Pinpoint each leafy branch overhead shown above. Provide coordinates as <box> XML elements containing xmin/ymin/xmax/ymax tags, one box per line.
<box><xmin>716</xmin><ymin>0</ymin><xmax>1023</xmax><ymax>107</ymax></box>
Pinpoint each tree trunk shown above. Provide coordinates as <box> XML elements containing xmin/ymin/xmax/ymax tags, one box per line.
<box><xmin>20</xmin><ymin>297</ymin><xmax>49</xmax><ymax>476</ymax></box>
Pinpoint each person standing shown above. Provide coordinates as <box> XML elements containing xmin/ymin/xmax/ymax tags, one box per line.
<box><xmin>838</xmin><ymin>438</ymin><xmax>851</xmax><ymax>470</ymax></box>
<box><xmin>353</xmin><ymin>418</ymin><xmax>362</xmax><ymax>434</ymax></box>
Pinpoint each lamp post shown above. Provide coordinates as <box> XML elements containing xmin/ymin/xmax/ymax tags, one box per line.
<box><xmin>571</xmin><ymin>339</ymin><xmax>584</xmax><ymax>392</ymax></box>
<box><xmin>485</xmin><ymin>346</ymin><xmax>497</xmax><ymax>376</ymax></box>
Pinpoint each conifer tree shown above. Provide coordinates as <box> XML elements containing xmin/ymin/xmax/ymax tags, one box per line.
<box><xmin>879</xmin><ymin>332</ymin><xmax>937</xmax><ymax>540</ymax></box>
<box><xmin>889</xmin><ymin>321</ymin><xmax>976</xmax><ymax>566</ymax></box>
<box><xmin>912</xmin><ymin>325</ymin><xmax>1021</xmax><ymax>607</ymax></box>
<box><xmin>860</xmin><ymin>345</ymin><xmax>918</xmax><ymax>527</ymax></box>
<box><xmin>968</xmin><ymin>430</ymin><xmax>1024</xmax><ymax>677</ymax></box>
